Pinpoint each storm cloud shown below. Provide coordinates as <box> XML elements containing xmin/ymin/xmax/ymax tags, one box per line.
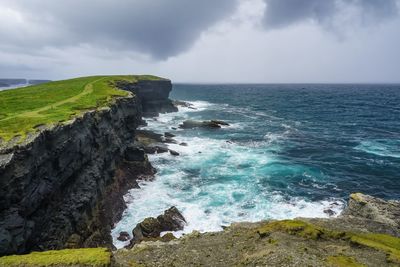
<box><xmin>262</xmin><ymin>0</ymin><xmax>399</xmax><ymax>29</ymax></box>
<box><xmin>0</xmin><ymin>0</ymin><xmax>238</xmax><ymax>59</ymax></box>
<box><xmin>1</xmin><ymin>0</ymin><xmax>400</xmax><ymax>82</ymax></box>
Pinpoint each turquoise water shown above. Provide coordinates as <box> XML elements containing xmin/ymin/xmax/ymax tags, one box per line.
<box><xmin>112</xmin><ymin>84</ymin><xmax>400</xmax><ymax>247</ymax></box>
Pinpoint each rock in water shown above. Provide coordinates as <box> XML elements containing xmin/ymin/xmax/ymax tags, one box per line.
<box><xmin>169</xmin><ymin>150</ymin><xmax>179</xmax><ymax>156</ymax></box>
<box><xmin>164</xmin><ymin>132</ymin><xmax>175</xmax><ymax>138</ymax></box>
<box><xmin>179</xmin><ymin>120</ymin><xmax>229</xmax><ymax>129</ymax></box>
<box><xmin>210</xmin><ymin>120</ymin><xmax>230</xmax><ymax>126</ymax></box>
<box><xmin>117</xmin><ymin>232</ymin><xmax>130</xmax><ymax>242</ymax></box>
<box><xmin>129</xmin><ymin>207</ymin><xmax>185</xmax><ymax>246</ymax></box>
<box><xmin>172</xmin><ymin>100</ymin><xmax>195</xmax><ymax>109</ymax></box>
<box><xmin>158</xmin><ymin>206</ymin><xmax>186</xmax><ymax>231</ymax></box>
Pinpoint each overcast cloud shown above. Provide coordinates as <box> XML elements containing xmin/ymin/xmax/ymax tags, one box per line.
<box><xmin>263</xmin><ymin>0</ymin><xmax>399</xmax><ymax>29</ymax></box>
<box><xmin>0</xmin><ymin>0</ymin><xmax>399</xmax><ymax>82</ymax></box>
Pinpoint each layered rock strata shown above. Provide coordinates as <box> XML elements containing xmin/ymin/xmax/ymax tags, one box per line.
<box><xmin>0</xmin><ymin>80</ymin><xmax>174</xmax><ymax>256</ymax></box>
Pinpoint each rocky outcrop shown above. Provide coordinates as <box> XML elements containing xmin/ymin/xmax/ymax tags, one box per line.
<box><xmin>343</xmin><ymin>193</ymin><xmax>400</xmax><ymax>229</ymax></box>
<box><xmin>0</xmin><ymin>80</ymin><xmax>174</xmax><ymax>256</ymax></box>
<box><xmin>117</xmin><ymin>79</ymin><xmax>177</xmax><ymax>117</ymax></box>
<box><xmin>134</xmin><ymin>130</ymin><xmax>179</xmax><ymax>155</ymax></box>
<box><xmin>114</xmin><ymin>193</ymin><xmax>400</xmax><ymax>267</ymax></box>
<box><xmin>128</xmin><ymin>207</ymin><xmax>185</xmax><ymax>247</ymax></box>
<box><xmin>172</xmin><ymin>100</ymin><xmax>195</xmax><ymax>109</ymax></box>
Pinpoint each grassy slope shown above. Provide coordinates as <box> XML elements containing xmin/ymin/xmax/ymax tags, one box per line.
<box><xmin>0</xmin><ymin>248</ymin><xmax>111</xmax><ymax>266</ymax></box>
<box><xmin>0</xmin><ymin>75</ymin><xmax>162</xmax><ymax>143</ymax></box>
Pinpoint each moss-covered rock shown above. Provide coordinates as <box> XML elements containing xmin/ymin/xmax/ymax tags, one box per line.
<box><xmin>112</xmin><ymin>193</ymin><xmax>400</xmax><ymax>266</ymax></box>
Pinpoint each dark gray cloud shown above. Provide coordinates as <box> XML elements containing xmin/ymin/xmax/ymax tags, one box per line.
<box><xmin>262</xmin><ymin>0</ymin><xmax>399</xmax><ymax>29</ymax></box>
<box><xmin>1</xmin><ymin>0</ymin><xmax>238</xmax><ymax>59</ymax></box>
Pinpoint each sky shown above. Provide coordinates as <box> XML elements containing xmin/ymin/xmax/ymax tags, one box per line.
<box><xmin>0</xmin><ymin>0</ymin><xmax>399</xmax><ymax>83</ymax></box>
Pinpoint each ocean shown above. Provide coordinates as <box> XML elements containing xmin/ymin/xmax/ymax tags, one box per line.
<box><xmin>112</xmin><ymin>83</ymin><xmax>400</xmax><ymax>248</ymax></box>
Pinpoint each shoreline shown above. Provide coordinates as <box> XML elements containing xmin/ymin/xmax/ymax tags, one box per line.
<box><xmin>111</xmin><ymin>99</ymin><xmax>347</xmax><ymax>249</ymax></box>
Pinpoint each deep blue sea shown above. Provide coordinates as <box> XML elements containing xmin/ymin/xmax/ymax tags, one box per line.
<box><xmin>113</xmin><ymin>84</ymin><xmax>400</xmax><ymax>247</ymax></box>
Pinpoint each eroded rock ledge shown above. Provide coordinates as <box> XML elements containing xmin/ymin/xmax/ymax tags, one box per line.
<box><xmin>114</xmin><ymin>193</ymin><xmax>400</xmax><ymax>267</ymax></box>
<box><xmin>0</xmin><ymin>79</ymin><xmax>175</xmax><ymax>256</ymax></box>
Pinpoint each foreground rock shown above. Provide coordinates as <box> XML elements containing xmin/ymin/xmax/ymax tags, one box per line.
<box><xmin>342</xmin><ymin>193</ymin><xmax>400</xmax><ymax>229</ymax></box>
<box><xmin>128</xmin><ymin>207</ymin><xmax>186</xmax><ymax>247</ymax></box>
<box><xmin>2</xmin><ymin>193</ymin><xmax>400</xmax><ymax>266</ymax></box>
<box><xmin>179</xmin><ymin>120</ymin><xmax>230</xmax><ymax>129</ymax></box>
<box><xmin>114</xmin><ymin>193</ymin><xmax>400</xmax><ymax>267</ymax></box>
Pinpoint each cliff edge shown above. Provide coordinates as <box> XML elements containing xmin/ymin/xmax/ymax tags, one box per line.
<box><xmin>0</xmin><ymin>75</ymin><xmax>175</xmax><ymax>256</ymax></box>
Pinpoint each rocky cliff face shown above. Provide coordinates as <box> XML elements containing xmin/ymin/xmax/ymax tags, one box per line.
<box><xmin>0</xmin><ymin>80</ymin><xmax>174</xmax><ymax>256</ymax></box>
<box><xmin>116</xmin><ymin>79</ymin><xmax>177</xmax><ymax>117</ymax></box>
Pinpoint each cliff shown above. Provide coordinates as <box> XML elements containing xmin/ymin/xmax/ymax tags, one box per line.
<box><xmin>0</xmin><ymin>76</ymin><xmax>175</xmax><ymax>256</ymax></box>
<box><xmin>115</xmin><ymin>79</ymin><xmax>177</xmax><ymax>117</ymax></box>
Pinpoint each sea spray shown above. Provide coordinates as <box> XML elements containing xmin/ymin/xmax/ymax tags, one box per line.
<box><xmin>112</xmin><ymin>99</ymin><xmax>345</xmax><ymax>248</ymax></box>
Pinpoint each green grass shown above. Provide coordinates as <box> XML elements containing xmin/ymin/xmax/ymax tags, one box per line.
<box><xmin>326</xmin><ymin>255</ymin><xmax>365</xmax><ymax>267</ymax></box>
<box><xmin>350</xmin><ymin>233</ymin><xmax>400</xmax><ymax>264</ymax></box>
<box><xmin>257</xmin><ymin>219</ymin><xmax>400</xmax><ymax>264</ymax></box>
<box><xmin>0</xmin><ymin>248</ymin><xmax>111</xmax><ymax>266</ymax></box>
<box><xmin>0</xmin><ymin>75</ymin><xmax>164</xmax><ymax>143</ymax></box>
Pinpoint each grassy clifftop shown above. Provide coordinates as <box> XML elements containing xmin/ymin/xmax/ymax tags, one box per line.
<box><xmin>0</xmin><ymin>75</ymin><xmax>163</xmax><ymax>144</ymax></box>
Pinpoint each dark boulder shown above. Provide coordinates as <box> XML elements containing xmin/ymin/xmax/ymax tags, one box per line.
<box><xmin>117</xmin><ymin>231</ymin><xmax>130</xmax><ymax>242</ymax></box>
<box><xmin>144</xmin><ymin>144</ymin><xmax>169</xmax><ymax>154</ymax></box>
<box><xmin>179</xmin><ymin>142</ymin><xmax>188</xmax><ymax>146</ymax></box>
<box><xmin>169</xmin><ymin>150</ymin><xmax>179</xmax><ymax>156</ymax></box>
<box><xmin>323</xmin><ymin>208</ymin><xmax>336</xmax><ymax>217</ymax></box>
<box><xmin>130</xmin><ymin>207</ymin><xmax>185</xmax><ymax>246</ymax></box>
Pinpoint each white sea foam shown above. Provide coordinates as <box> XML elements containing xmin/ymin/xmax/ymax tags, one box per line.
<box><xmin>355</xmin><ymin>140</ymin><xmax>400</xmax><ymax>158</ymax></box>
<box><xmin>111</xmin><ymin>99</ymin><xmax>345</xmax><ymax>248</ymax></box>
